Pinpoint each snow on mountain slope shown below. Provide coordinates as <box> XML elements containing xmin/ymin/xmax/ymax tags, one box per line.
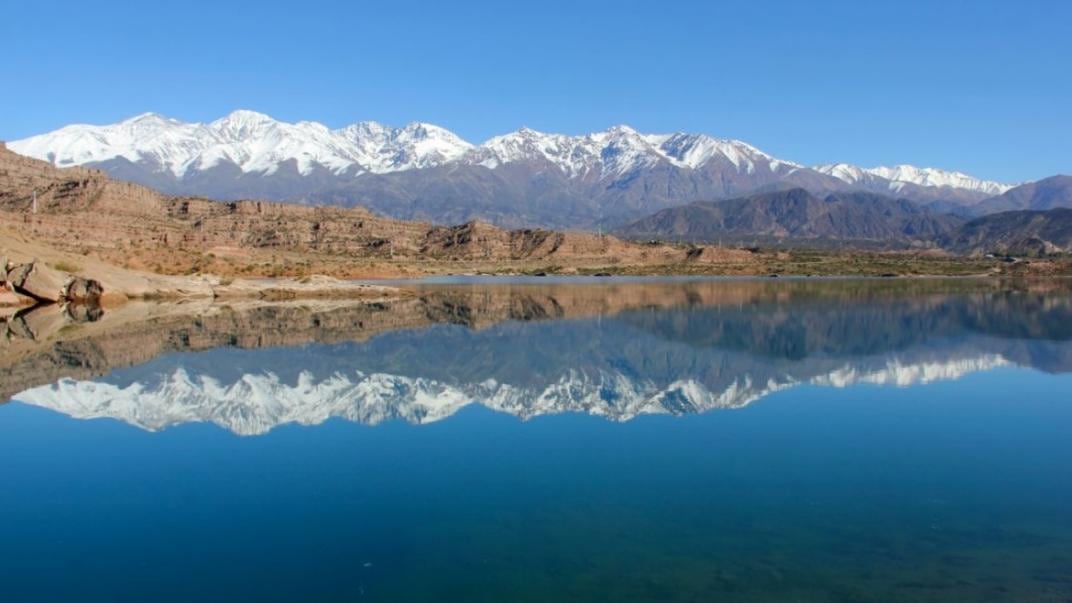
<box><xmin>336</xmin><ymin>120</ymin><xmax>473</xmax><ymax>173</ymax></box>
<box><xmin>651</xmin><ymin>132</ymin><xmax>800</xmax><ymax>173</ymax></box>
<box><xmin>814</xmin><ymin>163</ymin><xmax>1012</xmax><ymax>195</ymax></box>
<box><xmin>9</xmin><ymin>111</ymin><xmax>1007</xmax><ymax>197</ymax></box>
<box><xmin>196</xmin><ymin>110</ymin><xmax>364</xmax><ymax>176</ymax></box>
<box><xmin>466</xmin><ymin>125</ymin><xmax>782</xmax><ymax>178</ymax></box>
<box><xmin>869</xmin><ymin>165</ymin><xmax>1013</xmax><ymax>195</ymax></box>
<box><xmin>9</xmin><ymin>110</ymin><xmax>475</xmax><ymax>178</ymax></box>
<box><xmin>472</xmin><ymin>127</ymin><xmax>605</xmax><ymax>176</ymax></box>
<box><xmin>9</xmin><ymin>112</ymin><xmax>211</xmax><ymax>176</ymax></box>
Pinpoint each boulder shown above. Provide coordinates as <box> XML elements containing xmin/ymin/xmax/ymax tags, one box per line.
<box><xmin>6</xmin><ymin>263</ymin><xmax>31</xmax><ymax>288</ymax></box>
<box><xmin>0</xmin><ymin>254</ymin><xmax>9</xmax><ymax>278</ymax></box>
<box><xmin>64</xmin><ymin>277</ymin><xmax>103</xmax><ymax>303</ymax></box>
<box><xmin>8</xmin><ymin>261</ymin><xmax>67</xmax><ymax>302</ymax></box>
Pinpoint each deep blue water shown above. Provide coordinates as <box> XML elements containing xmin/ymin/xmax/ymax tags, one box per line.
<box><xmin>1</xmin><ymin>279</ymin><xmax>1070</xmax><ymax>601</ymax></box>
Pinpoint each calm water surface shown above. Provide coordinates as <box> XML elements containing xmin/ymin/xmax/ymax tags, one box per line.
<box><xmin>1</xmin><ymin>278</ymin><xmax>1070</xmax><ymax>602</ymax></box>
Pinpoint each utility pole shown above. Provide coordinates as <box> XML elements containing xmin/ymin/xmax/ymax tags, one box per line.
<box><xmin>597</xmin><ymin>197</ymin><xmax>607</xmax><ymax>251</ymax></box>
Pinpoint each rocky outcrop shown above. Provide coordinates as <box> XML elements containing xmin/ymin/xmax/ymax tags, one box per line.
<box><xmin>0</xmin><ymin>258</ymin><xmax>103</xmax><ymax>304</ymax></box>
<box><xmin>7</xmin><ymin>261</ymin><xmax>66</xmax><ymax>302</ymax></box>
<box><xmin>0</xmin><ymin>144</ymin><xmax>751</xmax><ymax>271</ymax></box>
<box><xmin>0</xmin><ymin>257</ymin><xmax>34</xmax><ymax>309</ymax></box>
<box><xmin>63</xmin><ymin>277</ymin><xmax>103</xmax><ymax>303</ymax></box>
<box><xmin>420</xmin><ymin>221</ymin><xmax>570</xmax><ymax>260</ymax></box>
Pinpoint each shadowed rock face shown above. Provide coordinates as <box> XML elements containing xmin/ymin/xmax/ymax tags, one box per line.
<box><xmin>4</xmin><ymin>279</ymin><xmax>1070</xmax><ymax>434</ymax></box>
<box><xmin>615</xmin><ymin>188</ymin><xmax>966</xmax><ymax>247</ymax></box>
<box><xmin>942</xmin><ymin>208</ymin><xmax>1072</xmax><ymax>256</ymax></box>
<box><xmin>975</xmin><ymin>175</ymin><xmax>1072</xmax><ymax>214</ymax></box>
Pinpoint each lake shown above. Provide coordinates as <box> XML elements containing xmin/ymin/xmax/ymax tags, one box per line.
<box><xmin>1</xmin><ymin>278</ymin><xmax>1070</xmax><ymax>602</ymax></box>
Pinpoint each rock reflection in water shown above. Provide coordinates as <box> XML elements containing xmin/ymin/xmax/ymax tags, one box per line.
<box><xmin>4</xmin><ymin>279</ymin><xmax>1071</xmax><ymax>435</ymax></box>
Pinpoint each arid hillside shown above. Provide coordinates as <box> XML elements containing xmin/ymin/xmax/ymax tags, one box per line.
<box><xmin>0</xmin><ymin>143</ymin><xmax>750</xmax><ymax>278</ymax></box>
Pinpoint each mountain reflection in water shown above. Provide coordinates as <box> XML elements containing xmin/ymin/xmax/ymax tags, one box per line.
<box><xmin>4</xmin><ymin>279</ymin><xmax>1071</xmax><ymax>435</ymax></box>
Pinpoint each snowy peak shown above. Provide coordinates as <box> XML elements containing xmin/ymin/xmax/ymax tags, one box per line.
<box><xmin>813</xmin><ymin>162</ymin><xmax>868</xmax><ymax>183</ymax></box>
<box><xmin>590</xmin><ymin>125</ymin><xmax>665</xmax><ymax>176</ymax></box>
<box><xmin>474</xmin><ymin>127</ymin><xmax>604</xmax><ymax>176</ymax></box>
<box><xmin>9</xmin><ymin>113</ymin><xmax>210</xmax><ymax>172</ymax></box>
<box><xmin>815</xmin><ymin>163</ymin><xmax>1012</xmax><ymax>195</ymax></box>
<box><xmin>651</xmin><ymin>133</ymin><xmax>800</xmax><ymax>173</ymax></box>
<box><xmin>209</xmin><ymin>109</ymin><xmax>283</xmax><ymax>141</ymax></box>
<box><xmin>335</xmin><ymin>119</ymin><xmax>460</xmax><ymax>174</ymax></box>
<box><xmin>471</xmin><ymin>125</ymin><xmax>791</xmax><ymax>178</ymax></box>
<box><xmin>122</xmin><ymin>112</ymin><xmax>182</xmax><ymax>128</ymax></box>
<box><xmin>9</xmin><ymin>111</ymin><xmax>476</xmax><ymax>178</ymax></box>
<box><xmin>8</xmin><ymin>113</ymin><xmax>805</xmax><ymax>181</ymax></box>
<box><xmin>8</xmin><ymin>110</ymin><xmax>1013</xmax><ymax>198</ymax></box>
<box><xmin>369</xmin><ymin>121</ymin><xmax>474</xmax><ymax>171</ymax></box>
<box><xmin>868</xmin><ymin>165</ymin><xmax>1013</xmax><ymax>195</ymax></box>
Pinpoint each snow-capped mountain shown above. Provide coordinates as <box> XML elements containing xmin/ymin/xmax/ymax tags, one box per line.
<box><xmin>8</xmin><ymin>111</ymin><xmax>796</xmax><ymax>180</ymax></box>
<box><xmin>7</xmin><ymin>110</ymin><xmax>1015</xmax><ymax>228</ymax></box>
<box><xmin>10</xmin><ymin>110</ymin><xmax>473</xmax><ymax>177</ymax></box>
<box><xmin>14</xmin><ymin>354</ymin><xmax>1006</xmax><ymax>436</ymax></box>
<box><xmin>814</xmin><ymin>163</ymin><xmax>1012</xmax><ymax>196</ymax></box>
<box><xmin>468</xmin><ymin>125</ymin><xmax>797</xmax><ymax>179</ymax></box>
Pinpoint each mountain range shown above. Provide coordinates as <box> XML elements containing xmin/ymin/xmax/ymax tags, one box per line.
<box><xmin>974</xmin><ymin>175</ymin><xmax>1072</xmax><ymax>214</ymax></box>
<box><xmin>621</xmin><ymin>184</ymin><xmax>1072</xmax><ymax>252</ymax></box>
<box><xmin>8</xmin><ymin>110</ymin><xmax>1024</xmax><ymax>228</ymax></box>
<box><xmin>616</xmin><ymin>188</ymin><xmax>966</xmax><ymax>247</ymax></box>
<box><xmin>615</xmin><ymin>186</ymin><xmax>1072</xmax><ymax>253</ymax></box>
<box><xmin>942</xmin><ymin>208</ymin><xmax>1072</xmax><ymax>256</ymax></box>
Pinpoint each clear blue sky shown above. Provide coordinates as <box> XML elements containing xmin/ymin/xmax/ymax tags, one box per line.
<box><xmin>2</xmin><ymin>0</ymin><xmax>1069</xmax><ymax>182</ymax></box>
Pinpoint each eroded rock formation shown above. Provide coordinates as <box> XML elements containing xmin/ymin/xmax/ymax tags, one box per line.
<box><xmin>0</xmin><ymin>143</ymin><xmax>750</xmax><ymax>269</ymax></box>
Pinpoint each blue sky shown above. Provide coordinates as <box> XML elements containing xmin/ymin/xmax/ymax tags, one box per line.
<box><xmin>2</xmin><ymin>0</ymin><xmax>1069</xmax><ymax>182</ymax></box>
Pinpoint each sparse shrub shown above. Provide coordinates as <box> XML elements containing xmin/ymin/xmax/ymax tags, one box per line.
<box><xmin>51</xmin><ymin>260</ymin><xmax>81</xmax><ymax>273</ymax></box>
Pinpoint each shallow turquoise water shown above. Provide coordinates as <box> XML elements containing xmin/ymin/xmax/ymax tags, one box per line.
<box><xmin>1</xmin><ymin>279</ymin><xmax>1070</xmax><ymax>601</ymax></box>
